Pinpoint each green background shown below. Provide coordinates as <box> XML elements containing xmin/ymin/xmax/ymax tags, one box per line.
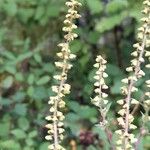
<box><xmin>0</xmin><ymin>0</ymin><xmax>149</xmax><ymax>149</ymax></box>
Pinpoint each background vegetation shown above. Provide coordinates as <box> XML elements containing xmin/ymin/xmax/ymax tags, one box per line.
<box><xmin>0</xmin><ymin>0</ymin><xmax>149</xmax><ymax>149</ymax></box>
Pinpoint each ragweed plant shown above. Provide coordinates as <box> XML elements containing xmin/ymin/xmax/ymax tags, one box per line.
<box><xmin>91</xmin><ymin>55</ymin><xmax>115</xmax><ymax>148</ymax></box>
<box><xmin>116</xmin><ymin>0</ymin><xmax>150</xmax><ymax>149</ymax></box>
<box><xmin>45</xmin><ymin>0</ymin><xmax>81</xmax><ymax>150</ymax></box>
<box><xmin>91</xmin><ymin>55</ymin><xmax>109</xmax><ymax>129</ymax></box>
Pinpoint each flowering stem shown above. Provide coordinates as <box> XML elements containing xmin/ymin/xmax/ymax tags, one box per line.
<box><xmin>124</xmin><ymin>24</ymin><xmax>148</xmax><ymax>150</ymax></box>
<box><xmin>53</xmin><ymin>60</ymin><xmax>67</xmax><ymax>148</ymax></box>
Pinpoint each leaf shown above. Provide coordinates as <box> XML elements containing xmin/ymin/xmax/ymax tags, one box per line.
<box><xmin>27</xmin><ymin>86</ymin><xmax>34</xmax><ymax>96</ymax></box>
<box><xmin>0</xmin><ymin>123</ymin><xmax>10</xmax><ymax>137</ymax></box>
<box><xmin>46</xmin><ymin>5</ymin><xmax>61</xmax><ymax>18</ymax></box>
<box><xmin>1</xmin><ymin>76</ymin><xmax>13</xmax><ymax>89</ymax></box>
<box><xmin>39</xmin><ymin>143</ymin><xmax>49</xmax><ymax>150</ymax></box>
<box><xmin>34</xmin><ymin>53</ymin><xmax>42</xmax><ymax>63</ymax></box>
<box><xmin>36</xmin><ymin>75</ymin><xmax>50</xmax><ymax>85</ymax></box>
<box><xmin>104</xmin><ymin>103</ymin><xmax>112</xmax><ymax>115</ymax></box>
<box><xmin>106</xmin><ymin>64</ymin><xmax>122</xmax><ymax>76</ymax></box>
<box><xmin>27</xmin><ymin>74</ymin><xmax>35</xmax><ymax>85</ymax></box>
<box><xmin>106</xmin><ymin>0</ymin><xmax>128</xmax><ymax>14</ymax></box>
<box><xmin>15</xmin><ymin>72</ymin><xmax>24</xmax><ymax>81</ymax></box>
<box><xmin>18</xmin><ymin>8</ymin><xmax>34</xmax><ymax>23</ymax></box>
<box><xmin>3</xmin><ymin>1</ymin><xmax>17</xmax><ymax>16</ymax></box>
<box><xmin>25</xmin><ymin>138</ymin><xmax>34</xmax><ymax>146</ymax></box>
<box><xmin>18</xmin><ymin>117</ymin><xmax>29</xmax><ymax>131</ymax></box>
<box><xmin>12</xmin><ymin>91</ymin><xmax>26</xmax><ymax>102</ymax></box>
<box><xmin>11</xmin><ymin>129</ymin><xmax>26</xmax><ymax>139</ymax></box>
<box><xmin>28</xmin><ymin>130</ymin><xmax>38</xmax><ymax>138</ymax></box>
<box><xmin>111</xmin><ymin>79</ymin><xmax>122</xmax><ymax>94</ymax></box>
<box><xmin>1</xmin><ymin>50</ymin><xmax>16</xmax><ymax>60</ymax></box>
<box><xmin>35</xmin><ymin>6</ymin><xmax>45</xmax><ymax>20</ymax></box>
<box><xmin>86</xmin><ymin>0</ymin><xmax>103</xmax><ymax>15</ymax></box>
<box><xmin>16</xmin><ymin>52</ymin><xmax>33</xmax><ymax>63</ymax></box>
<box><xmin>4</xmin><ymin>65</ymin><xmax>16</xmax><ymax>74</ymax></box>
<box><xmin>67</xmin><ymin>101</ymin><xmax>80</xmax><ymax>112</ymax></box>
<box><xmin>14</xmin><ymin>104</ymin><xmax>27</xmax><ymax>116</ymax></box>
<box><xmin>0</xmin><ymin>140</ymin><xmax>21</xmax><ymax>149</ymax></box>
<box><xmin>95</xmin><ymin>12</ymin><xmax>128</xmax><ymax>33</ymax></box>
<box><xmin>71</xmin><ymin>40</ymin><xmax>82</xmax><ymax>54</ymax></box>
<box><xmin>78</xmin><ymin>106</ymin><xmax>97</xmax><ymax>119</ymax></box>
<box><xmin>0</xmin><ymin>98</ymin><xmax>13</xmax><ymax>106</ymax></box>
<box><xmin>33</xmin><ymin>86</ymin><xmax>48</xmax><ymax>100</ymax></box>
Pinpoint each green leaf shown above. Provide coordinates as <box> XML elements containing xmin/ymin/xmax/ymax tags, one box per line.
<box><xmin>1</xmin><ymin>50</ymin><xmax>16</xmax><ymax>60</ymax></box>
<box><xmin>106</xmin><ymin>64</ymin><xmax>122</xmax><ymax>76</ymax></box>
<box><xmin>0</xmin><ymin>123</ymin><xmax>10</xmax><ymax>137</ymax></box>
<box><xmin>0</xmin><ymin>140</ymin><xmax>21</xmax><ymax>149</ymax></box>
<box><xmin>35</xmin><ymin>6</ymin><xmax>45</xmax><ymax>20</ymax></box>
<box><xmin>33</xmin><ymin>86</ymin><xmax>48</xmax><ymax>100</ymax></box>
<box><xmin>15</xmin><ymin>72</ymin><xmax>24</xmax><ymax>81</ymax></box>
<box><xmin>47</xmin><ymin>5</ymin><xmax>61</xmax><ymax>18</ymax></box>
<box><xmin>0</xmin><ymin>98</ymin><xmax>13</xmax><ymax>105</ymax></box>
<box><xmin>16</xmin><ymin>52</ymin><xmax>33</xmax><ymax>63</ymax></box>
<box><xmin>95</xmin><ymin>12</ymin><xmax>128</xmax><ymax>33</ymax></box>
<box><xmin>4</xmin><ymin>65</ymin><xmax>16</xmax><ymax>74</ymax></box>
<box><xmin>39</xmin><ymin>143</ymin><xmax>49</xmax><ymax>150</ymax></box>
<box><xmin>86</xmin><ymin>0</ymin><xmax>103</xmax><ymax>15</ymax></box>
<box><xmin>11</xmin><ymin>129</ymin><xmax>26</xmax><ymax>139</ymax></box>
<box><xmin>27</xmin><ymin>86</ymin><xmax>34</xmax><ymax>96</ymax></box>
<box><xmin>13</xmin><ymin>91</ymin><xmax>26</xmax><ymax>102</ymax></box>
<box><xmin>18</xmin><ymin>8</ymin><xmax>34</xmax><ymax>23</ymax></box>
<box><xmin>27</xmin><ymin>74</ymin><xmax>35</xmax><ymax>85</ymax></box>
<box><xmin>34</xmin><ymin>53</ymin><xmax>42</xmax><ymax>63</ymax></box>
<box><xmin>111</xmin><ymin>79</ymin><xmax>122</xmax><ymax>94</ymax></box>
<box><xmin>18</xmin><ymin>117</ymin><xmax>29</xmax><ymax>131</ymax></box>
<box><xmin>78</xmin><ymin>106</ymin><xmax>97</xmax><ymax>119</ymax></box>
<box><xmin>3</xmin><ymin>1</ymin><xmax>17</xmax><ymax>16</ymax></box>
<box><xmin>106</xmin><ymin>0</ymin><xmax>128</xmax><ymax>14</ymax></box>
<box><xmin>71</xmin><ymin>40</ymin><xmax>82</xmax><ymax>54</ymax></box>
<box><xmin>14</xmin><ymin>104</ymin><xmax>27</xmax><ymax>116</ymax></box>
<box><xmin>36</xmin><ymin>75</ymin><xmax>50</xmax><ymax>85</ymax></box>
<box><xmin>25</xmin><ymin>138</ymin><xmax>34</xmax><ymax>146</ymax></box>
<box><xmin>1</xmin><ymin>76</ymin><xmax>13</xmax><ymax>89</ymax></box>
<box><xmin>67</xmin><ymin>101</ymin><xmax>80</xmax><ymax>112</ymax></box>
<box><xmin>28</xmin><ymin>130</ymin><xmax>38</xmax><ymax>138</ymax></box>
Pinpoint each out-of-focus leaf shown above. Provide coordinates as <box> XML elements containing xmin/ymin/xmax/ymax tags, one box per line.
<box><xmin>39</xmin><ymin>143</ymin><xmax>49</xmax><ymax>150</ymax></box>
<box><xmin>86</xmin><ymin>0</ymin><xmax>103</xmax><ymax>15</ymax></box>
<box><xmin>28</xmin><ymin>130</ymin><xmax>38</xmax><ymax>138</ymax></box>
<box><xmin>0</xmin><ymin>123</ymin><xmax>10</xmax><ymax>137</ymax></box>
<box><xmin>27</xmin><ymin>74</ymin><xmax>35</xmax><ymax>85</ymax></box>
<box><xmin>14</xmin><ymin>104</ymin><xmax>27</xmax><ymax>116</ymax></box>
<box><xmin>96</xmin><ymin>12</ymin><xmax>128</xmax><ymax>33</ymax></box>
<box><xmin>18</xmin><ymin>117</ymin><xmax>29</xmax><ymax>131</ymax></box>
<box><xmin>36</xmin><ymin>75</ymin><xmax>50</xmax><ymax>85</ymax></box>
<box><xmin>3</xmin><ymin>1</ymin><xmax>17</xmax><ymax>16</ymax></box>
<box><xmin>11</xmin><ymin>129</ymin><xmax>26</xmax><ymax>139</ymax></box>
<box><xmin>0</xmin><ymin>140</ymin><xmax>21</xmax><ymax>149</ymax></box>
<box><xmin>106</xmin><ymin>0</ymin><xmax>128</xmax><ymax>14</ymax></box>
<box><xmin>1</xmin><ymin>76</ymin><xmax>13</xmax><ymax>89</ymax></box>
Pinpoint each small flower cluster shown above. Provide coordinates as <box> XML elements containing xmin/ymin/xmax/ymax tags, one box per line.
<box><xmin>45</xmin><ymin>1</ymin><xmax>81</xmax><ymax>150</ymax></box>
<box><xmin>143</xmin><ymin>79</ymin><xmax>150</xmax><ymax>116</ymax></box>
<box><xmin>91</xmin><ymin>55</ymin><xmax>109</xmax><ymax>128</ymax></box>
<box><xmin>116</xmin><ymin>1</ymin><xmax>150</xmax><ymax>149</ymax></box>
<box><xmin>143</xmin><ymin>47</ymin><xmax>150</xmax><ymax>122</ymax></box>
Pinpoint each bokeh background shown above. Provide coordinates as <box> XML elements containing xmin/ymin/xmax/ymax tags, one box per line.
<box><xmin>0</xmin><ymin>0</ymin><xmax>149</xmax><ymax>149</ymax></box>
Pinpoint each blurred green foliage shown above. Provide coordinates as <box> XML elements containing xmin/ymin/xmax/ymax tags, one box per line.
<box><xmin>0</xmin><ymin>0</ymin><xmax>149</xmax><ymax>149</ymax></box>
